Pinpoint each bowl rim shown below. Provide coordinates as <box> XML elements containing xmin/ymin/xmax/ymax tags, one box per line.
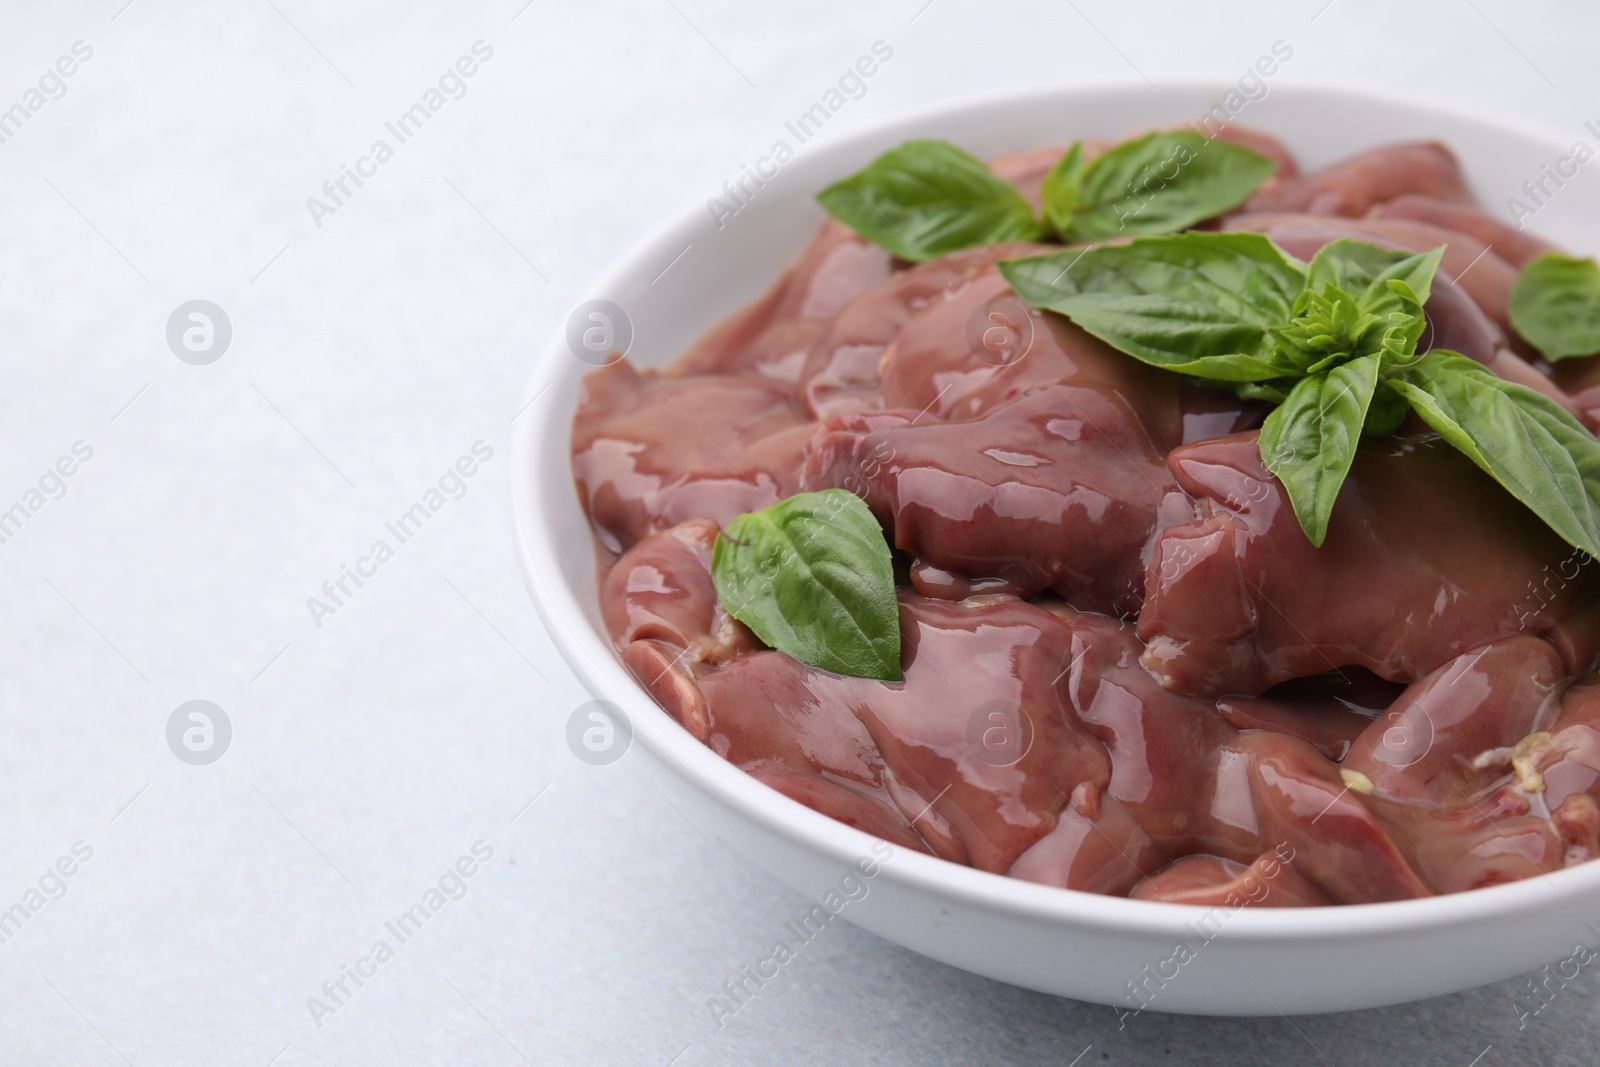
<box><xmin>511</xmin><ymin>78</ymin><xmax>1600</xmax><ymax>943</ymax></box>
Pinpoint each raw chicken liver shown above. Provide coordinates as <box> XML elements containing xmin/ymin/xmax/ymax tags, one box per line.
<box><xmin>573</xmin><ymin>133</ymin><xmax>1600</xmax><ymax>905</ymax></box>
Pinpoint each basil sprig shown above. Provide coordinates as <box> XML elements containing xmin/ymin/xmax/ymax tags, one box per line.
<box><xmin>711</xmin><ymin>489</ymin><xmax>902</xmax><ymax>680</ymax></box>
<box><xmin>1001</xmin><ymin>234</ymin><xmax>1600</xmax><ymax>555</ymax></box>
<box><xmin>817</xmin><ymin>132</ymin><xmax>1273</xmax><ymax>261</ymax></box>
<box><xmin>1509</xmin><ymin>252</ymin><xmax>1600</xmax><ymax>361</ymax></box>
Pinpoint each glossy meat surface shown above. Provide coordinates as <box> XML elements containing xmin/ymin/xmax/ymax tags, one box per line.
<box><xmin>875</xmin><ymin>267</ymin><xmax>1186</xmax><ymax>442</ymax></box>
<box><xmin>1139</xmin><ymin>433</ymin><xmax>1597</xmax><ymax>698</ymax></box>
<box><xmin>1245</xmin><ymin>141</ymin><xmax>1471</xmax><ymax>217</ymax></box>
<box><xmin>701</xmin><ymin>592</ymin><xmax>1118</xmax><ymax>874</ymax></box>
<box><xmin>572</xmin><ymin>361</ymin><xmax>813</xmax><ymax>552</ymax></box>
<box><xmin>798</xmin><ymin>242</ymin><xmax>1050</xmax><ymax>418</ymax></box>
<box><xmin>674</xmin><ymin>219</ymin><xmax>892</xmax><ymax>380</ymax></box>
<box><xmin>802</xmin><ymin>386</ymin><xmax>1187</xmax><ymax>614</ymax></box>
<box><xmin>1370</xmin><ymin>194</ymin><xmax>1557</xmax><ymax>268</ymax></box>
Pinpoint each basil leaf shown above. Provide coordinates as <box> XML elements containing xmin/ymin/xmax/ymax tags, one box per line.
<box><xmin>1061</xmin><ymin>131</ymin><xmax>1276</xmax><ymax>242</ymax></box>
<box><xmin>1305</xmin><ymin>240</ymin><xmax>1445</xmax><ymax>308</ymax></box>
<box><xmin>1388</xmin><ymin>350</ymin><xmax>1600</xmax><ymax>558</ymax></box>
<box><xmin>1367</xmin><ymin>278</ymin><xmax>1432</xmax><ymax>364</ymax></box>
<box><xmin>1258</xmin><ymin>355</ymin><xmax>1381</xmax><ymax>546</ymax></box>
<box><xmin>1040</xmin><ymin>141</ymin><xmax>1086</xmax><ymax>239</ymax></box>
<box><xmin>816</xmin><ymin>140</ymin><xmax>1042</xmax><ymax>262</ymax></box>
<box><xmin>1509</xmin><ymin>253</ymin><xmax>1600</xmax><ymax>361</ymax></box>
<box><xmin>1236</xmin><ymin>379</ymin><xmax>1297</xmax><ymax>404</ymax></box>
<box><xmin>999</xmin><ymin>232</ymin><xmax>1307</xmax><ymax>380</ymax></box>
<box><xmin>711</xmin><ymin>489</ymin><xmax>902</xmax><ymax>680</ymax></box>
<box><xmin>1362</xmin><ymin>380</ymin><xmax>1408</xmax><ymax>437</ymax></box>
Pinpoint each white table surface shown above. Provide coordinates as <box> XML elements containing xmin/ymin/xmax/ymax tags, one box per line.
<box><xmin>2</xmin><ymin>1</ymin><xmax>1598</xmax><ymax>1063</ymax></box>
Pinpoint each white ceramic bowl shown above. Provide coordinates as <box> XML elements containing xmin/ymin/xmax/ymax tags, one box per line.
<box><xmin>512</xmin><ymin>83</ymin><xmax>1600</xmax><ymax>1016</ymax></box>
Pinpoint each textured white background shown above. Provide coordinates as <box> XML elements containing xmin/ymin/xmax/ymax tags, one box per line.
<box><xmin>1</xmin><ymin>1</ymin><xmax>1598</xmax><ymax>1064</ymax></box>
